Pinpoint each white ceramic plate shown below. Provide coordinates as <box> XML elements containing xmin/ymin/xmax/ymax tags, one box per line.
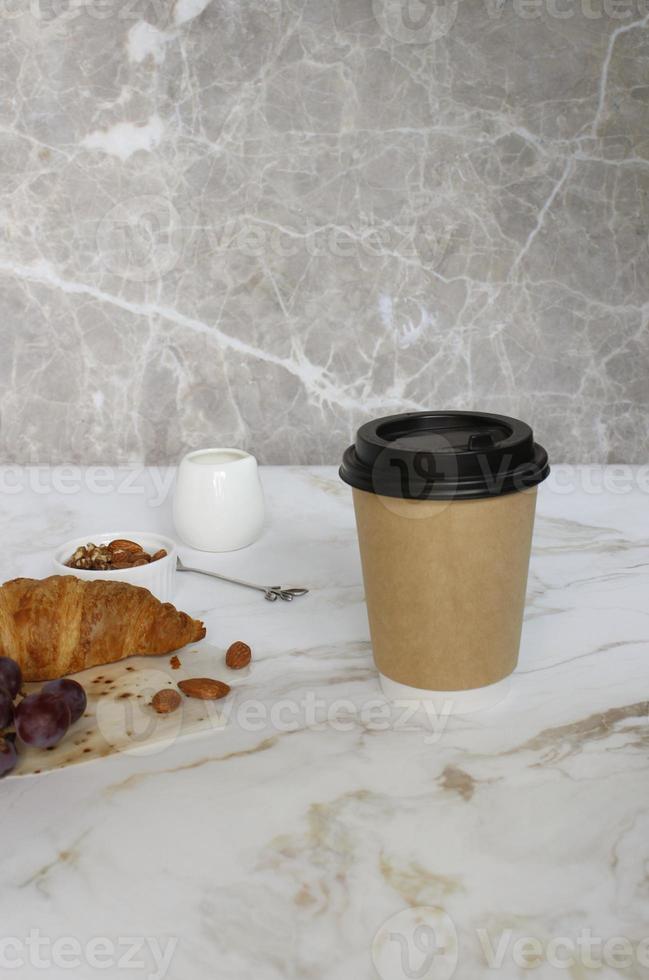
<box><xmin>8</xmin><ymin>640</ymin><xmax>250</xmax><ymax>778</ymax></box>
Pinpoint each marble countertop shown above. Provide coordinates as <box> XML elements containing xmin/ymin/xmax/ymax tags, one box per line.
<box><xmin>1</xmin><ymin>465</ymin><xmax>648</xmax><ymax>980</ymax></box>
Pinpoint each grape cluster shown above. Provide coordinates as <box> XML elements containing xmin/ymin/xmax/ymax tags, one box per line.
<box><xmin>0</xmin><ymin>657</ymin><xmax>87</xmax><ymax>777</ymax></box>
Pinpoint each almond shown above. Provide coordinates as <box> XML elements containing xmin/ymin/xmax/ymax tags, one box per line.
<box><xmin>178</xmin><ymin>678</ymin><xmax>231</xmax><ymax>700</ymax></box>
<box><xmin>226</xmin><ymin>641</ymin><xmax>252</xmax><ymax>670</ymax></box>
<box><xmin>111</xmin><ymin>557</ymin><xmax>147</xmax><ymax>569</ymax></box>
<box><xmin>150</xmin><ymin>549</ymin><xmax>168</xmax><ymax>562</ymax></box>
<box><xmin>112</xmin><ymin>550</ymin><xmax>149</xmax><ymax>565</ymax></box>
<box><xmin>108</xmin><ymin>539</ymin><xmax>144</xmax><ymax>555</ymax></box>
<box><xmin>151</xmin><ymin>689</ymin><xmax>182</xmax><ymax>714</ymax></box>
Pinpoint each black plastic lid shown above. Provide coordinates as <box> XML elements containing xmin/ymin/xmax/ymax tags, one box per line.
<box><xmin>339</xmin><ymin>411</ymin><xmax>550</xmax><ymax>500</ymax></box>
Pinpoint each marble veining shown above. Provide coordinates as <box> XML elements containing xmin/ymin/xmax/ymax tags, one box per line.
<box><xmin>0</xmin><ymin>465</ymin><xmax>648</xmax><ymax>979</ymax></box>
<box><xmin>0</xmin><ymin>2</ymin><xmax>648</xmax><ymax>464</ymax></box>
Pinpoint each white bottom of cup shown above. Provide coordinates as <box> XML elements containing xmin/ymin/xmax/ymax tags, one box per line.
<box><xmin>379</xmin><ymin>672</ymin><xmax>512</xmax><ymax>714</ymax></box>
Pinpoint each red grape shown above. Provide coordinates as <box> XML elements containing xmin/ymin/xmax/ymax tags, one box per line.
<box><xmin>42</xmin><ymin>679</ymin><xmax>87</xmax><ymax>724</ymax></box>
<box><xmin>0</xmin><ymin>737</ymin><xmax>17</xmax><ymax>777</ymax></box>
<box><xmin>0</xmin><ymin>686</ymin><xmax>13</xmax><ymax>730</ymax></box>
<box><xmin>15</xmin><ymin>693</ymin><xmax>71</xmax><ymax>749</ymax></box>
<box><xmin>0</xmin><ymin>657</ymin><xmax>21</xmax><ymax>699</ymax></box>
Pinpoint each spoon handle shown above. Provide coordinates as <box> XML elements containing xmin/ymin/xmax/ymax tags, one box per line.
<box><xmin>176</xmin><ymin>560</ymin><xmax>309</xmax><ymax>602</ymax></box>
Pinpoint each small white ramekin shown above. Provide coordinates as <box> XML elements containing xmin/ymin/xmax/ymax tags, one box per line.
<box><xmin>53</xmin><ymin>531</ymin><xmax>177</xmax><ymax>603</ymax></box>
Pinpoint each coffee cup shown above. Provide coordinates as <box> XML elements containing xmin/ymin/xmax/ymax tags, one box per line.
<box><xmin>340</xmin><ymin>411</ymin><xmax>549</xmax><ymax>712</ymax></box>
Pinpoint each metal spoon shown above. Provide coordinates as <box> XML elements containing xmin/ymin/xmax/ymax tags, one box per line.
<box><xmin>176</xmin><ymin>557</ymin><xmax>309</xmax><ymax>603</ymax></box>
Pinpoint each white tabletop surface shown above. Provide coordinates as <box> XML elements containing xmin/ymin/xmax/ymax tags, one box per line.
<box><xmin>1</xmin><ymin>465</ymin><xmax>648</xmax><ymax>980</ymax></box>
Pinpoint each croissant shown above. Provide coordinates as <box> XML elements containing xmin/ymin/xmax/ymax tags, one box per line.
<box><xmin>0</xmin><ymin>575</ymin><xmax>206</xmax><ymax>681</ymax></box>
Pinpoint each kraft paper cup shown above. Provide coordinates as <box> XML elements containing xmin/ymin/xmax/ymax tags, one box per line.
<box><xmin>340</xmin><ymin>411</ymin><xmax>549</xmax><ymax>714</ymax></box>
<box><xmin>352</xmin><ymin>487</ymin><xmax>537</xmax><ymax>711</ymax></box>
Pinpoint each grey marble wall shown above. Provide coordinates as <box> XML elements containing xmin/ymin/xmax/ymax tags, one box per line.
<box><xmin>1</xmin><ymin>0</ymin><xmax>647</xmax><ymax>464</ymax></box>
